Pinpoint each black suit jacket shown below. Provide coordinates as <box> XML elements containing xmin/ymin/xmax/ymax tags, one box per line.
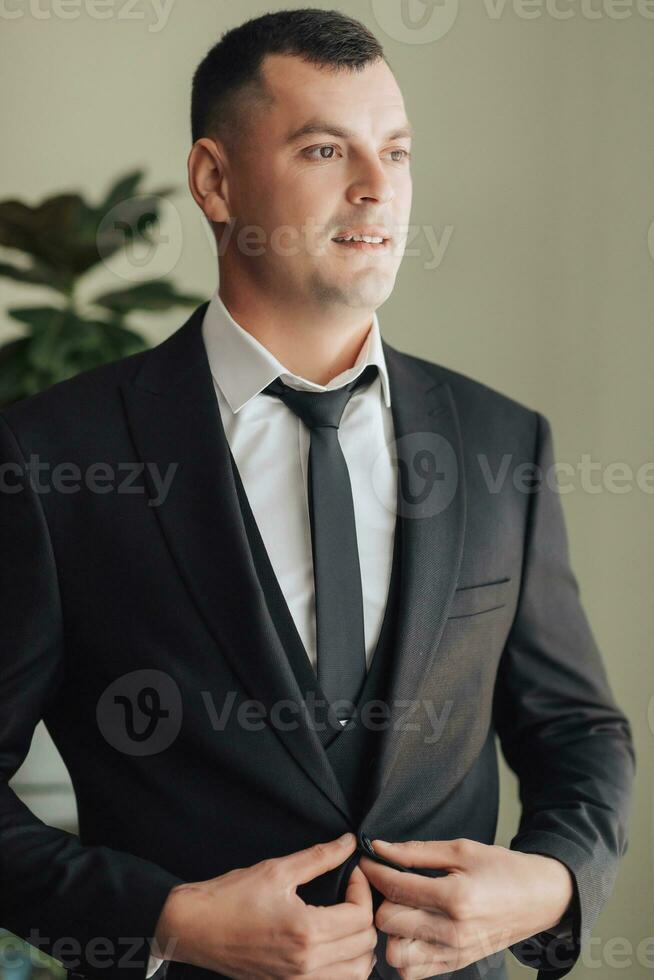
<box><xmin>0</xmin><ymin>302</ymin><xmax>635</xmax><ymax>980</ymax></box>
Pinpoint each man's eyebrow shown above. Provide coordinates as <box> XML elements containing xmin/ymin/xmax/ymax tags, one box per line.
<box><xmin>285</xmin><ymin>119</ymin><xmax>414</xmax><ymax>144</ymax></box>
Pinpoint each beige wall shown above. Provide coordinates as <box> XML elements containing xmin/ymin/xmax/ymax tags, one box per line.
<box><xmin>2</xmin><ymin>1</ymin><xmax>653</xmax><ymax>976</ymax></box>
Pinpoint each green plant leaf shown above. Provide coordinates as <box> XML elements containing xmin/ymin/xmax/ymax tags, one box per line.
<box><xmin>0</xmin><ymin>305</ymin><xmax>149</xmax><ymax>400</ymax></box>
<box><xmin>101</xmin><ymin>170</ymin><xmax>146</xmax><ymax>212</ymax></box>
<box><xmin>0</xmin><ymin>195</ymin><xmax>85</xmax><ymax>287</ymax></box>
<box><xmin>28</xmin><ymin>311</ymin><xmax>91</xmax><ymax>375</ymax></box>
<box><xmin>94</xmin><ymin>193</ymin><xmax>172</xmax><ymax>264</ymax></box>
<box><xmin>7</xmin><ymin>304</ymin><xmax>69</xmax><ymax>331</ymax></box>
<box><xmin>0</xmin><ymin>165</ymin><xmax>200</xmax><ymax>406</ymax></box>
<box><xmin>101</xmin><ymin>170</ymin><xmax>175</xmax><ymax>213</ymax></box>
<box><xmin>92</xmin><ymin>280</ymin><xmax>204</xmax><ymax>314</ymax></box>
<box><xmin>0</xmin><ymin>337</ymin><xmax>34</xmax><ymax>404</ymax></box>
<box><xmin>0</xmin><ymin>259</ymin><xmax>60</xmax><ymax>288</ymax></box>
<box><xmin>0</xmin><ymin>172</ymin><xmax>178</xmax><ymax>285</ymax></box>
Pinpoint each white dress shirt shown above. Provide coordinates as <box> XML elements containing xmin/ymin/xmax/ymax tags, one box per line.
<box><xmin>147</xmin><ymin>290</ymin><xmax>397</xmax><ymax>977</ymax></box>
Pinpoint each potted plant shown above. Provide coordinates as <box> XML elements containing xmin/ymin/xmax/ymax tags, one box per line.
<box><xmin>0</xmin><ymin>170</ymin><xmax>203</xmax><ymax>408</ymax></box>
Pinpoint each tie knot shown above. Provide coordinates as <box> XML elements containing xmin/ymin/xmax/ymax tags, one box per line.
<box><xmin>262</xmin><ymin>364</ymin><xmax>378</xmax><ymax>430</ymax></box>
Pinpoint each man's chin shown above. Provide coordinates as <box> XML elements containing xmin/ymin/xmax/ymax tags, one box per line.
<box><xmin>322</xmin><ymin>272</ymin><xmax>397</xmax><ymax>310</ymax></box>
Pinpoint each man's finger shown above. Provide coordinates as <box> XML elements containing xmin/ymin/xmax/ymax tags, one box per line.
<box><xmin>319</xmin><ymin>949</ymin><xmax>378</xmax><ymax>978</ymax></box>
<box><xmin>376</xmin><ymin>902</ymin><xmax>453</xmax><ymax>946</ymax></box>
<box><xmin>344</xmin><ymin>863</ymin><xmax>373</xmax><ymax>913</ymax></box>
<box><xmin>280</xmin><ymin>833</ymin><xmax>357</xmax><ymax>886</ymax></box>
<box><xmin>359</xmin><ymin>855</ymin><xmax>454</xmax><ymax>909</ymax></box>
<box><xmin>371</xmin><ymin>837</ymin><xmax>476</xmax><ymax>870</ymax></box>
<box><xmin>299</xmin><ymin>921</ymin><xmax>378</xmax><ymax>971</ymax></box>
<box><xmin>305</xmin><ymin>898</ymin><xmax>375</xmax><ymax>940</ymax></box>
<box><xmin>386</xmin><ymin>935</ymin><xmax>453</xmax><ymax>974</ymax></box>
<box><xmin>300</xmin><ymin>865</ymin><xmax>374</xmax><ymax>943</ymax></box>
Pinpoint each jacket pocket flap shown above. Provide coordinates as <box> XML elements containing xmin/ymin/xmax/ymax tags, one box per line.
<box><xmin>448</xmin><ymin>577</ymin><xmax>512</xmax><ymax>619</ymax></box>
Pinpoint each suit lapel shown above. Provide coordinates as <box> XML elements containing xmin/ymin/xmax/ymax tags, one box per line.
<box><xmin>119</xmin><ymin>302</ymin><xmax>354</xmax><ymax>824</ymax></box>
<box><xmin>119</xmin><ymin>303</ymin><xmax>466</xmax><ymax>831</ymax></box>
<box><xmin>360</xmin><ymin>341</ymin><xmax>467</xmax><ymax>826</ymax></box>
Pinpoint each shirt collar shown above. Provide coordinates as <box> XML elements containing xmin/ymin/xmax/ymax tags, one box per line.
<box><xmin>201</xmin><ymin>289</ymin><xmax>392</xmax><ymax>414</ymax></box>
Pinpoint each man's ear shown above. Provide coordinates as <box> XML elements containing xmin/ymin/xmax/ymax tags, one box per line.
<box><xmin>187</xmin><ymin>137</ymin><xmax>232</xmax><ymax>224</ymax></box>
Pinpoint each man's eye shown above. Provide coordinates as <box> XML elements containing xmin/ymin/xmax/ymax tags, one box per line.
<box><xmin>303</xmin><ymin>145</ymin><xmax>410</xmax><ymax>162</ymax></box>
<box><xmin>305</xmin><ymin>145</ymin><xmax>338</xmax><ymax>160</ymax></box>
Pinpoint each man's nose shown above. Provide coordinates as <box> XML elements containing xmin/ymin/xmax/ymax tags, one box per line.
<box><xmin>346</xmin><ymin>157</ymin><xmax>395</xmax><ymax>206</ymax></box>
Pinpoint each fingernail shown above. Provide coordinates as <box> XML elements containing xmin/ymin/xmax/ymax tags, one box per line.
<box><xmin>372</xmin><ymin>839</ymin><xmax>389</xmax><ymax>846</ymax></box>
<box><xmin>339</xmin><ymin>832</ymin><xmax>355</xmax><ymax>843</ymax></box>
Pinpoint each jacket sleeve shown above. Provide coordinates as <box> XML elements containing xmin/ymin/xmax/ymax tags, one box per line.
<box><xmin>492</xmin><ymin>410</ymin><xmax>636</xmax><ymax>979</ymax></box>
<box><xmin>0</xmin><ymin>413</ymin><xmax>185</xmax><ymax>980</ymax></box>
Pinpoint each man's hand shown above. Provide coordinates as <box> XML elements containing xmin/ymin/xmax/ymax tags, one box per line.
<box><xmin>152</xmin><ymin>831</ymin><xmax>378</xmax><ymax>979</ymax></box>
<box><xmin>359</xmin><ymin>837</ymin><xmax>574</xmax><ymax>980</ymax></box>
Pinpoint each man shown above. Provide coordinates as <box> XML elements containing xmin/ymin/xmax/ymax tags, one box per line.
<box><xmin>0</xmin><ymin>9</ymin><xmax>634</xmax><ymax>980</ymax></box>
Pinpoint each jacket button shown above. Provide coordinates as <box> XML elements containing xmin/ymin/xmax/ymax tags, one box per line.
<box><xmin>358</xmin><ymin>831</ymin><xmax>376</xmax><ymax>855</ymax></box>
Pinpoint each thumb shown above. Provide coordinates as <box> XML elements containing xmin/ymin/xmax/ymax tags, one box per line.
<box><xmin>279</xmin><ymin>832</ymin><xmax>357</xmax><ymax>886</ymax></box>
<box><xmin>344</xmin><ymin>863</ymin><xmax>373</xmax><ymax>913</ymax></box>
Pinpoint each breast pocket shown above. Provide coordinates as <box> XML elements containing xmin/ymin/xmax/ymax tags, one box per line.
<box><xmin>447</xmin><ymin>577</ymin><xmax>513</xmax><ymax>619</ymax></box>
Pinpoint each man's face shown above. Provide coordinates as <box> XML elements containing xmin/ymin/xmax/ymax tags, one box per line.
<box><xmin>221</xmin><ymin>53</ymin><xmax>413</xmax><ymax>314</ymax></box>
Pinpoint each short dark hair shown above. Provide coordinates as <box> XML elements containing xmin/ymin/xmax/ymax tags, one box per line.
<box><xmin>190</xmin><ymin>8</ymin><xmax>386</xmax><ymax>149</ymax></box>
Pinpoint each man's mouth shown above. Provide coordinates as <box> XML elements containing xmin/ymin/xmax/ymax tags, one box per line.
<box><xmin>331</xmin><ymin>231</ymin><xmax>390</xmax><ymax>251</ymax></box>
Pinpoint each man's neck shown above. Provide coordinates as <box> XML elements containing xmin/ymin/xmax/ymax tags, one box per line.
<box><xmin>218</xmin><ymin>285</ymin><xmax>374</xmax><ymax>386</ymax></box>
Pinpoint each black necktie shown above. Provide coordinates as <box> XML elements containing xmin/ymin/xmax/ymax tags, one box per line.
<box><xmin>262</xmin><ymin>364</ymin><xmax>379</xmax><ymax>724</ymax></box>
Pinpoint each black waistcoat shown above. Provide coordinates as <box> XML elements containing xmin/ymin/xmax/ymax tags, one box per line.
<box><xmin>228</xmin><ymin>449</ymin><xmax>403</xmax><ymax>824</ymax></box>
